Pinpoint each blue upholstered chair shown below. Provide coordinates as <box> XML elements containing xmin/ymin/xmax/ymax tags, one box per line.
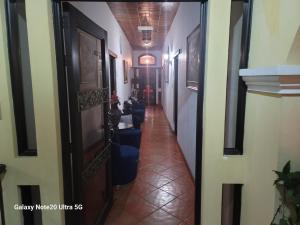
<box><xmin>116</xmin><ymin>128</ymin><xmax>141</xmax><ymax>149</ymax></box>
<box><xmin>111</xmin><ymin>142</ymin><xmax>139</xmax><ymax>185</ymax></box>
<box><xmin>132</xmin><ymin>102</ymin><xmax>145</xmax><ymax>121</ymax></box>
<box><xmin>132</xmin><ymin>112</ymin><xmax>143</xmax><ymax>129</ymax></box>
<box><xmin>132</xmin><ymin>102</ymin><xmax>145</xmax><ymax>111</ymax></box>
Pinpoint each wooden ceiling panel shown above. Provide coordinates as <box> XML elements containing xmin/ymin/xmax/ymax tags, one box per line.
<box><xmin>107</xmin><ymin>2</ymin><xmax>179</xmax><ymax>50</ymax></box>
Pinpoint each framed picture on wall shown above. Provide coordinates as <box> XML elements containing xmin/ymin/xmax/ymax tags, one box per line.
<box><xmin>164</xmin><ymin>46</ymin><xmax>170</xmax><ymax>83</ymax></box>
<box><xmin>186</xmin><ymin>24</ymin><xmax>201</xmax><ymax>91</ymax></box>
<box><xmin>123</xmin><ymin>60</ymin><xmax>128</xmax><ymax>84</ymax></box>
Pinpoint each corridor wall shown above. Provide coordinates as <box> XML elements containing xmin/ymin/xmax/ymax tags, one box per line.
<box><xmin>162</xmin><ymin>2</ymin><xmax>201</xmax><ymax>178</ymax></box>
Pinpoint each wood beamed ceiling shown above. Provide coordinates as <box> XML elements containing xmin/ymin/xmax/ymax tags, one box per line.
<box><xmin>107</xmin><ymin>2</ymin><xmax>180</xmax><ymax>50</ymax></box>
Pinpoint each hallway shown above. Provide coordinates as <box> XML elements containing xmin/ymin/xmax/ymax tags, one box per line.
<box><xmin>105</xmin><ymin>106</ymin><xmax>195</xmax><ymax>225</ymax></box>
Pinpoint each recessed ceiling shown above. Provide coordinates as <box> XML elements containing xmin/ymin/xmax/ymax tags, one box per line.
<box><xmin>107</xmin><ymin>2</ymin><xmax>180</xmax><ymax>50</ymax></box>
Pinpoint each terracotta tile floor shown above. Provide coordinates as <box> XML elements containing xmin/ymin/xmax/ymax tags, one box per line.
<box><xmin>105</xmin><ymin>106</ymin><xmax>195</xmax><ymax>225</ymax></box>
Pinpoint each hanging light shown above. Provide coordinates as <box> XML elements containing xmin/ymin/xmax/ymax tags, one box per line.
<box><xmin>138</xmin><ymin>12</ymin><xmax>153</xmax><ymax>46</ymax></box>
<box><xmin>142</xmin><ymin>30</ymin><xmax>152</xmax><ymax>45</ymax></box>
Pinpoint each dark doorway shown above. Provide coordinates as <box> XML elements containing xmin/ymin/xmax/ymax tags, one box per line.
<box><xmin>109</xmin><ymin>54</ymin><xmax>116</xmax><ymax>95</ymax></box>
<box><xmin>60</xmin><ymin>3</ymin><xmax>112</xmax><ymax>225</ymax></box>
<box><xmin>158</xmin><ymin>70</ymin><xmax>162</xmax><ymax>105</ymax></box>
<box><xmin>136</xmin><ymin>68</ymin><xmax>157</xmax><ymax>105</ymax></box>
<box><xmin>52</xmin><ymin>1</ymin><xmax>208</xmax><ymax>225</ymax></box>
<box><xmin>173</xmin><ymin>54</ymin><xmax>179</xmax><ymax>135</ymax></box>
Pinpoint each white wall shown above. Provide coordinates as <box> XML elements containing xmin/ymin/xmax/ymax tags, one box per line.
<box><xmin>69</xmin><ymin>2</ymin><xmax>133</xmax><ymax>105</ymax></box>
<box><xmin>132</xmin><ymin>50</ymin><xmax>162</xmax><ymax>68</ymax></box>
<box><xmin>162</xmin><ymin>2</ymin><xmax>200</xmax><ymax>178</ymax></box>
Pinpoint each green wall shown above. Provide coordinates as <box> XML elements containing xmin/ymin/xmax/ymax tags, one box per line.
<box><xmin>0</xmin><ymin>0</ymin><xmax>65</xmax><ymax>224</ymax></box>
<box><xmin>201</xmin><ymin>0</ymin><xmax>300</xmax><ymax>224</ymax></box>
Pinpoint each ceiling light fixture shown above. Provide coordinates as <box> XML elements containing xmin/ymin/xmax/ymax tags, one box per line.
<box><xmin>138</xmin><ymin>26</ymin><xmax>153</xmax><ymax>32</ymax></box>
<box><xmin>143</xmin><ymin>42</ymin><xmax>152</xmax><ymax>47</ymax></box>
<box><xmin>162</xmin><ymin>2</ymin><xmax>174</xmax><ymax>9</ymax></box>
<box><xmin>142</xmin><ymin>30</ymin><xmax>152</xmax><ymax>46</ymax></box>
<box><xmin>137</xmin><ymin>10</ymin><xmax>154</xmax><ymax>47</ymax></box>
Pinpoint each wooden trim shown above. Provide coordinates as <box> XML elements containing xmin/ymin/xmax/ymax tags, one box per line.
<box><xmin>52</xmin><ymin>3</ymin><xmax>74</xmax><ymax>224</ymax></box>
<box><xmin>0</xmin><ymin>185</ymin><xmax>5</xmax><ymax>225</ymax></box>
<box><xmin>232</xmin><ymin>184</ymin><xmax>243</xmax><ymax>225</ymax></box>
<box><xmin>0</xmin><ymin>164</ymin><xmax>6</xmax><ymax>225</ymax></box>
<box><xmin>224</xmin><ymin>147</ymin><xmax>242</xmax><ymax>155</ymax></box>
<box><xmin>19</xmin><ymin>185</ymin><xmax>42</xmax><ymax>225</ymax></box>
<box><xmin>195</xmin><ymin>2</ymin><xmax>207</xmax><ymax>225</ymax></box>
<box><xmin>108</xmin><ymin>49</ymin><xmax>118</xmax><ymax>58</ymax></box>
<box><xmin>53</xmin><ymin>2</ymin><xmax>113</xmax><ymax>225</ymax></box>
<box><xmin>224</xmin><ymin>0</ymin><xmax>253</xmax><ymax>155</ymax></box>
<box><xmin>234</xmin><ymin>0</ymin><xmax>253</xmax><ymax>154</ymax></box>
<box><xmin>4</xmin><ymin>0</ymin><xmax>37</xmax><ymax>156</ymax></box>
<box><xmin>109</xmin><ymin>54</ymin><xmax>117</xmax><ymax>95</ymax></box>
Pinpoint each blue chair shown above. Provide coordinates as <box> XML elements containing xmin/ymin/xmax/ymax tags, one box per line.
<box><xmin>132</xmin><ymin>103</ymin><xmax>145</xmax><ymax>122</ymax></box>
<box><xmin>132</xmin><ymin>102</ymin><xmax>145</xmax><ymax>111</ymax></box>
<box><xmin>132</xmin><ymin>111</ymin><xmax>144</xmax><ymax>129</ymax></box>
<box><xmin>116</xmin><ymin>128</ymin><xmax>141</xmax><ymax>149</ymax></box>
<box><xmin>111</xmin><ymin>142</ymin><xmax>139</xmax><ymax>185</ymax></box>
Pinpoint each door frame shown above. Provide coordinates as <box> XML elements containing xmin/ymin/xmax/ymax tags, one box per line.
<box><xmin>194</xmin><ymin>1</ymin><xmax>207</xmax><ymax>225</ymax></box>
<box><xmin>173</xmin><ymin>49</ymin><xmax>181</xmax><ymax>135</ymax></box>
<box><xmin>108</xmin><ymin>51</ymin><xmax>117</xmax><ymax>96</ymax></box>
<box><xmin>51</xmin><ymin>1</ymin><xmax>208</xmax><ymax>225</ymax></box>
<box><xmin>52</xmin><ymin>2</ymin><xmax>112</xmax><ymax>225</ymax></box>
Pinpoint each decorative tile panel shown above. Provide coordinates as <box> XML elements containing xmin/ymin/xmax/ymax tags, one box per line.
<box><xmin>78</xmin><ymin>87</ymin><xmax>109</xmax><ymax>111</ymax></box>
<box><xmin>82</xmin><ymin>144</ymin><xmax>111</xmax><ymax>182</ymax></box>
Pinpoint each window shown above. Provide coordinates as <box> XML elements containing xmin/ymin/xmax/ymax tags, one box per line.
<box><xmin>221</xmin><ymin>184</ymin><xmax>243</xmax><ymax>225</ymax></box>
<box><xmin>5</xmin><ymin>0</ymin><xmax>37</xmax><ymax>156</ymax></box>
<box><xmin>224</xmin><ymin>0</ymin><xmax>253</xmax><ymax>155</ymax></box>
<box><xmin>138</xmin><ymin>54</ymin><xmax>156</xmax><ymax>65</ymax></box>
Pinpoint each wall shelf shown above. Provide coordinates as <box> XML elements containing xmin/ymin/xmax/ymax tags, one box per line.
<box><xmin>240</xmin><ymin>65</ymin><xmax>300</xmax><ymax>95</ymax></box>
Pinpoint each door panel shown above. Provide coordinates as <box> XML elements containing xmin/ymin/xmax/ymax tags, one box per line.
<box><xmin>78</xmin><ymin>30</ymin><xmax>105</xmax><ymax>157</ymax></box>
<box><xmin>136</xmin><ymin>68</ymin><xmax>157</xmax><ymax>105</ymax></box>
<box><xmin>79</xmin><ymin>30</ymin><xmax>101</xmax><ymax>91</ymax></box>
<box><xmin>63</xmin><ymin>3</ymin><xmax>112</xmax><ymax>225</ymax></box>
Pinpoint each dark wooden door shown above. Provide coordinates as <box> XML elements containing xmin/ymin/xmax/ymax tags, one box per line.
<box><xmin>109</xmin><ymin>55</ymin><xmax>116</xmax><ymax>95</ymax></box>
<box><xmin>137</xmin><ymin>68</ymin><xmax>156</xmax><ymax>105</ymax></box>
<box><xmin>63</xmin><ymin>3</ymin><xmax>112</xmax><ymax>225</ymax></box>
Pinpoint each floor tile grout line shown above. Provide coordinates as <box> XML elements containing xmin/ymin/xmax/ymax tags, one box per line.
<box><xmin>105</xmin><ymin>106</ymin><xmax>195</xmax><ymax>225</ymax></box>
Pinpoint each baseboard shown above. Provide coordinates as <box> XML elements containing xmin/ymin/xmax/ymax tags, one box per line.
<box><xmin>161</xmin><ymin>107</ymin><xmax>195</xmax><ymax>183</ymax></box>
<box><xmin>175</xmin><ymin>141</ymin><xmax>195</xmax><ymax>184</ymax></box>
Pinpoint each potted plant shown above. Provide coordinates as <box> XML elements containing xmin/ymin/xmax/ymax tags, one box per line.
<box><xmin>271</xmin><ymin>161</ymin><xmax>300</xmax><ymax>225</ymax></box>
